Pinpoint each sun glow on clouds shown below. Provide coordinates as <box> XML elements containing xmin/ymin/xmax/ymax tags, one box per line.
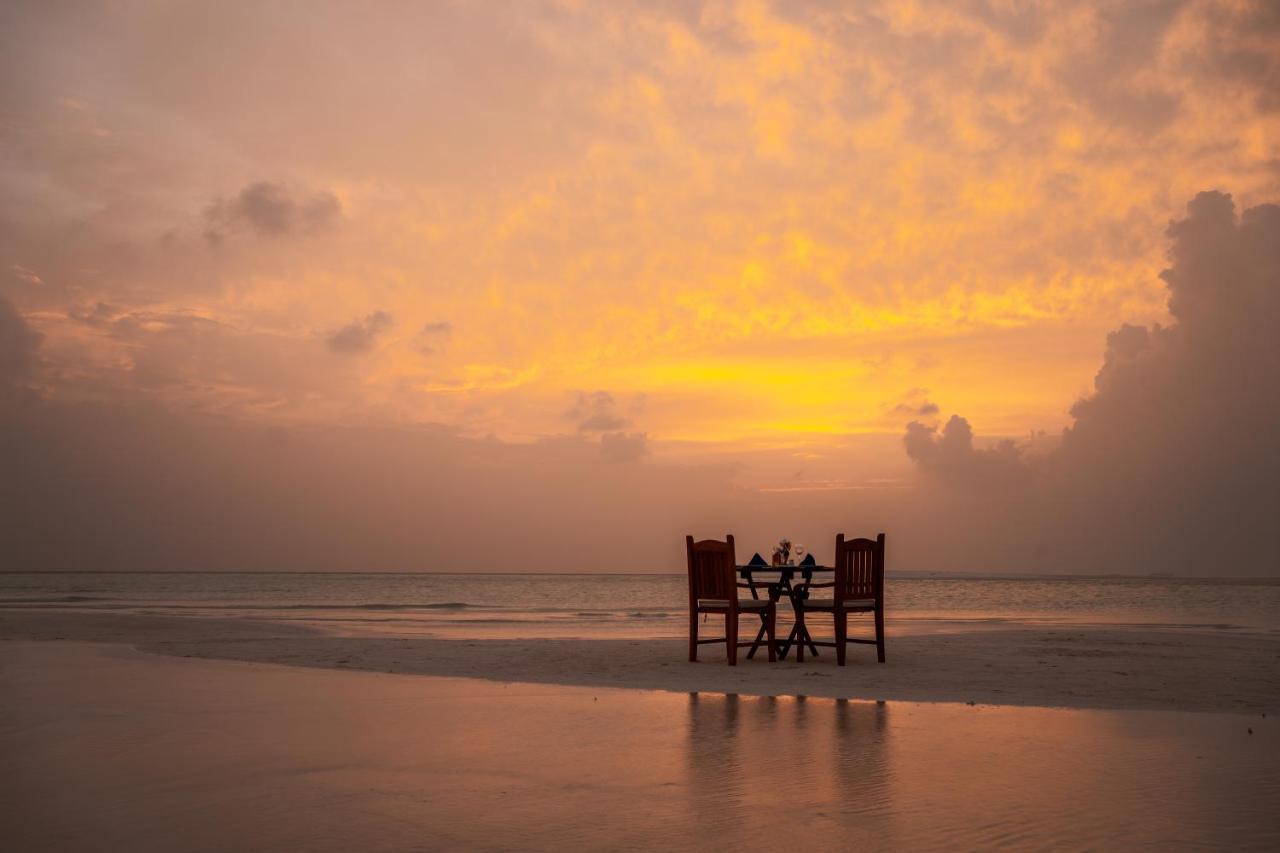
<box><xmin>3</xmin><ymin>0</ymin><xmax>1279</xmax><ymax>455</ymax></box>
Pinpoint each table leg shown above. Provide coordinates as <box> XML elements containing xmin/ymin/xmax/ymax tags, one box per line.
<box><xmin>801</xmin><ymin>623</ymin><xmax>819</xmax><ymax>657</ymax></box>
<box><xmin>778</xmin><ymin>621</ymin><xmax>802</xmax><ymax>659</ymax></box>
<box><xmin>746</xmin><ymin>618</ymin><xmax>769</xmax><ymax>659</ymax></box>
<box><xmin>778</xmin><ymin>572</ymin><xmax>821</xmax><ymax>660</ymax></box>
<box><xmin>786</xmin><ymin>622</ymin><xmax>820</xmax><ymax>658</ymax></box>
<box><xmin>776</xmin><ymin>576</ymin><xmax>794</xmax><ymax>659</ymax></box>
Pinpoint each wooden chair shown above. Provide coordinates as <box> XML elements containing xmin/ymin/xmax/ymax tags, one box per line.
<box><xmin>794</xmin><ymin>533</ymin><xmax>886</xmax><ymax>665</ymax></box>
<box><xmin>687</xmin><ymin>535</ymin><xmax>777</xmax><ymax>665</ymax></box>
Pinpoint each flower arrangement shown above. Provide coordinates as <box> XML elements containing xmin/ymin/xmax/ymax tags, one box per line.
<box><xmin>771</xmin><ymin>538</ymin><xmax>792</xmax><ymax>566</ymax></box>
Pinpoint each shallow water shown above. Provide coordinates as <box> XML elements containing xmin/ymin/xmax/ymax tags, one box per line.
<box><xmin>1</xmin><ymin>642</ymin><xmax>1276</xmax><ymax>851</ymax></box>
<box><xmin>2</xmin><ymin>571</ymin><xmax>1278</xmax><ymax>639</ymax></box>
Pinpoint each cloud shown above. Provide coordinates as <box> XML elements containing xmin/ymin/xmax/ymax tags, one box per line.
<box><xmin>1180</xmin><ymin>1</ymin><xmax>1280</xmax><ymax>113</ymax></box>
<box><xmin>68</xmin><ymin>302</ymin><xmax>119</xmax><ymax>326</ymax></box>
<box><xmin>414</xmin><ymin>321</ymin><xmax>454</xmax><ymax>355</ymax></box>
<box><xmin>9</xmin><ymin>265</ymin><xmax>43</xmax><ymax>287</ymax></box>
<box><xmin>326</xmin><ymin>311</ymin><xmax>393</xmax><ymax>355</ymax></box>
<box><xmin>44</xmin><ymin>301</ymin><xmax>364</xmax><ymax>413</ymax></box>
<box><xmin>0</xmin><ymin>296</ymin><xmax>42</xmax><ymax>391</ymax></box>
<box><xmin>600</xmin><ymin>430</ymin><xmax>648</xmax><ymax>463</ymax></box>
<box><xmin>205</xmin><ymin>182</ymin><xmax>343</xmax><ymax>242</ymax></box>
<box><xmin>890</xmin><ymin>388</ymin><xmax>940</xmax><ymax>418</ymax></box>
<box><xmin>565</xmin><ymin>391</ymin><xmax>648</xmax><ymax>461</ymax></box>
<box><xmin>903</xmin><ymin>415</ymin><xmax>1030</xmax><ymax>489</ymax></box>
<box><xmin>1051</xmin><ymin>0</ymin><xmax>1186</xmax><ymax>134</ymax></box>
<box><xmin>567</xmin><ymin>390</ymin><xmax>631</xmax><ymax>432</ymax></box>
<box><xmin>904</xmin><ymin>191</ymin><xmax>1280</xmax><ymax>574</ymax></box>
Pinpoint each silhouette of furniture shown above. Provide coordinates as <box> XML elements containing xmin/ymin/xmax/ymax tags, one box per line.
<box><xmin>793</xmin><ymin>533</ymin><xmax>886</xmax><ymax>665</ymax></box>
<box><xmin>736</xmin><ymin>563</ymin><xmax>827</xmax><ymax>659</ymax></box>
<box><xmin>687</xmin><ymin>535</ymin><xmax>778</xmax><ymax>665</ymax></box>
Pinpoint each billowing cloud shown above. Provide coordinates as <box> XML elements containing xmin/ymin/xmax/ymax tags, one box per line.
<box><xmin>904</xmin><ymin>192</ymin><xmax>1280</xmax><ymax>574</ymax></box>
<box><xmin>903</xmin><ymin>415</ymin><xmax>1029</xmax><ymax>490</ymax></box>
<box><xmin>326</xmin><ymin>311</ymin><xmax>393</xmax><ymax>355</ymax></box>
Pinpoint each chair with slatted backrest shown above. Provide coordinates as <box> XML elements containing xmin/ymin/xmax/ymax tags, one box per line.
<box><xmin>794</xmin><ymin>533</ymin><xmax>886</xmax><ymax>665</ymax></box>
<box><xmin>687</xmin><ymin>535</ymin><xmax>777</xmax><ymax>666</ymax></box>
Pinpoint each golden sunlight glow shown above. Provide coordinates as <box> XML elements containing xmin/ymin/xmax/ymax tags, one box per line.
<box><xmin>8</xmin><ymin>0</ymin><xmax>1279</xmax><ymax>459</ymax></box>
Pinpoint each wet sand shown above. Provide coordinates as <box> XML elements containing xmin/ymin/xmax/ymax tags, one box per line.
<box><xmin>1</xmin><ymin>641</ymin><xmax>1276</xmax><ymax>852</ymax></box>
<box><xmin>2</xmin><ymin>610</ymin><xmax>1277</xmax><ymax>713</ymax></box>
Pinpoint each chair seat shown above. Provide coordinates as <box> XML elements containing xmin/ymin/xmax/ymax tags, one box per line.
<box><xmin>697</xmin><ymin>598</ymin><xmax>770</xmax><ymax>611</ymax></box>
<box><xmin>801</xmin><ymin>597</ymin><xmax>877</xmax><ymax>611</ymax></box>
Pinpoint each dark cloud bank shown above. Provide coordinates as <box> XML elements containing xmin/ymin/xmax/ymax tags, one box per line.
<box><xmin>905</xmin><ymin>192</ymin><xmax>1279</xmax><ymax>575</ymax></box>
<box><xmin>1</xmin><ymin>192</ymin><xmax>1277</xmax><ymax>574</ymax></box>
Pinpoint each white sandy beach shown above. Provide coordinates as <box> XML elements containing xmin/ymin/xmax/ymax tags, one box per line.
<box><xmin>2</xmin><ymin>610</ymin><xmax>1276</xmax><ymax>713</ymax></box>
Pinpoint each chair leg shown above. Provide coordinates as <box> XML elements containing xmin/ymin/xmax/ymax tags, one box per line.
<box><xmin>689</xmin><ymin>608</ymin><xmax>698</xmax><ymax>662</ymax></box>
<box><xmin>727</xmin><ymin>611</ymin><xmax>738</xmax><ymax>666</ymax></box>
<box><xmin>835</xmin><ymin>612</ymin><xmax>847</xmax><ymax>666</ymax></box>
<box><xmin>795</xmin><ymin>607</ymin><xmax>805</xmax><ymax>663</ymax></box>
<box><xmin>766</xmin><ymin>604</ymin><xmax>777</xmax><ymax>663</ymax></box>
<box><xmin>875</xmin><ymin>605</ymin><xmax>886</xmax><ymax>663</ymax></box>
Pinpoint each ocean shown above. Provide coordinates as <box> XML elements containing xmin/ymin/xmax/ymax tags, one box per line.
<box><xmin>2</xmin><ymin>572</ymin><xmax>1277</xmax><ymax>639</ymax></box>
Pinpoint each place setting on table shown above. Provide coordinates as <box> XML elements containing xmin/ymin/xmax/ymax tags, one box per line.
<box><xmin>686</xmin><ymin>533</ymin><xmax>887</xmax><ymax>667</ymax></box>
<box><xmin>737</xmin><ymin>539</ymin><xmax>826</xmax><ymax>660</ymax></box>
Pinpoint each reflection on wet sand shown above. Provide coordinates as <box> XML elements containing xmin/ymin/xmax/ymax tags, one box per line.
<box><xmin>2</xmin><ymin>643</ymin><xmax>1276</xmax><ymax>852</ymax></box>
<box><xmin>684</xmin><ymin>693</ymin><xmax>895</xmax><ymax>847</ymax></box>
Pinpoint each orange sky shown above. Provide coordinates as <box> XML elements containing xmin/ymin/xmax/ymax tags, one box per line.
<box><xmin>3</xmin><ymin>1</ymin><xmax>1274</xmax><ymax>452</ymax></box>
<box><xmin>2</xmin><ymin>2</ymin><xmax>1279</xmax><ymax>572</ymax></box>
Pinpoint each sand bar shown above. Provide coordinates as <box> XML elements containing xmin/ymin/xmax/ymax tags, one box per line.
<box><xmin>2</xmin><ymin>610</ymin><xmax>1276</xmax><ymax>713</ymax></box>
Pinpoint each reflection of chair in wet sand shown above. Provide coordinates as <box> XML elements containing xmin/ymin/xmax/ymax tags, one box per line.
<box><xmin>684</xmin><ymin>693</ymin><xmax>747</xmax><ymax>843</ymax></box>
<box><xmin>794</xmin><ymin>533</ymin><xmax>886</xmax><ymax>665</ymax></box>
<box><xmin>686</xmin><ymin>535</ymin><xmax>777</xmax><ymax>665</ymax></box>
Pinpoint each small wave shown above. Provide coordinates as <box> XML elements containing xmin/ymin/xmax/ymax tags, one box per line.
<box><xmin>121</xmin><ymin>601</ymin><xmax>490</xmax><ymax>612</ymax></box>
<box><xmin>628</xmin><ymin>612</ymin><xmax>672</xmax><ymax>619</ymax></box>
<box><xmin>438</xmin><ymin>618</ymin><xmax>526</xmax><ymax>624</ymax></box>
<box><xmin>328</xmin><ymin>602</ymin><xmax>477</xmax><ymax>611</ymax></box>
<box><xmin>0</xmin><ymin>595</ymin><xmax>111</xmax><ymax>603</ymax></box>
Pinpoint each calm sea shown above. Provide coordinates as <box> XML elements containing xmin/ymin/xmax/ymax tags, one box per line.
<box><xmin>2</xmin><ymin>572</ymin><xmax>1277</xmax><ymax>638</ymax></box>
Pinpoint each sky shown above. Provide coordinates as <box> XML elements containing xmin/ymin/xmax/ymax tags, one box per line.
<box><xmin>2</xmin><ymin>1</ymin><xmax>1278</xmax><ymax>574</ymax></box>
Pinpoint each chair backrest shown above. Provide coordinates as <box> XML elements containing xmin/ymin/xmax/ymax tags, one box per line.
<box><xmin>686</xmin><ymin>535</ymin><xmax>737</xmax><ymax>604</ymax></box>
<box><xmin>834</xmin><ymin>533</ymin><xmax>885</xmax><ymax>601</ymax></box>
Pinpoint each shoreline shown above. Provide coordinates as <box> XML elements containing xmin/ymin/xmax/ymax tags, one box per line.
<box><xmin>4</xmin><ymin>569</ymin><xmax>1278</xmax><ymax>580</ymax></box>
<box><xmin>2</xmin><ymin>610</ymin><xmax>1276</xmax><ymax>714</ymax></box>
